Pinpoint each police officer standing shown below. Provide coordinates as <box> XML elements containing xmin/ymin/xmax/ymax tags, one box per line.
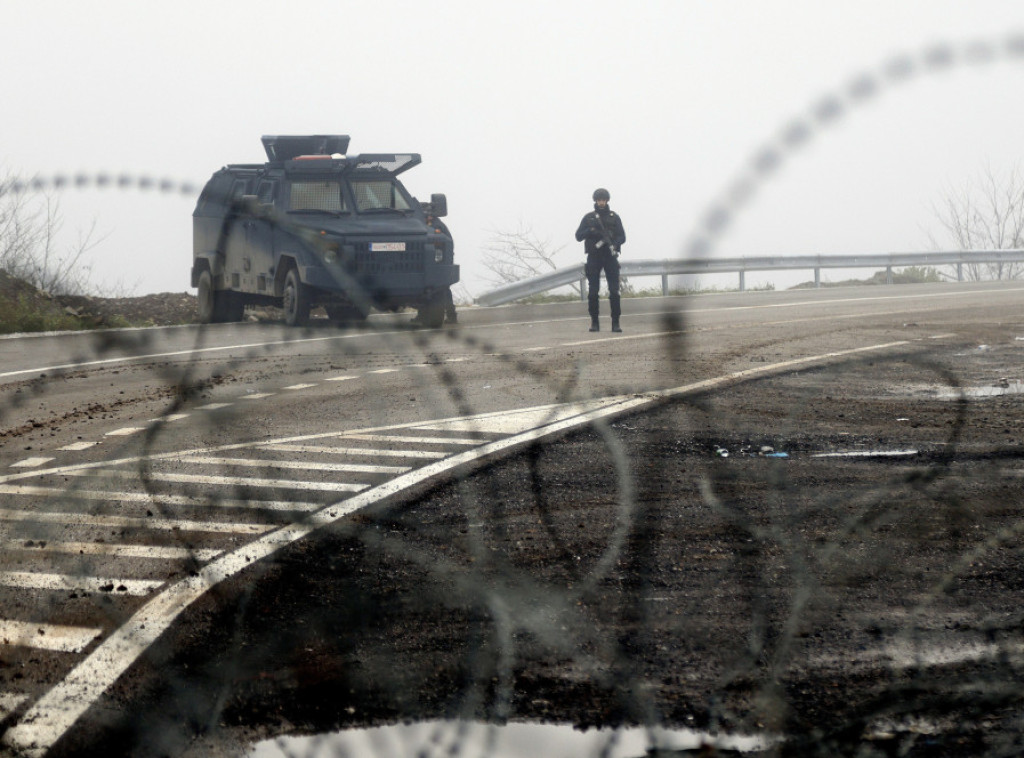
<box><xmin>575</xmin><ymin>188</ymin><xmax>626</xmax><ymax>332</ymax></box>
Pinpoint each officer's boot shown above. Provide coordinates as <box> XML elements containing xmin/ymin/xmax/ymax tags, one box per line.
<box><xmin>611</xmin><ymin>318</ymin><xmax>622</xmax><ymax>333</ymax></box>
<box><xmin>589</xmin><ymin>317</ymin><xmax>600</xmax><ymax>332</ymax></box>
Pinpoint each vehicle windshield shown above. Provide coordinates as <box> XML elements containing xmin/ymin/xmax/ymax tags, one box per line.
<box><xmin>288</xmin><ymin>180</ymin><xmax>346</xmax><ymax>213</ymax></box>
<box><xmin>350</xmin><ymin>178</ymin><xmax>412</xmax><ymax>213</ymax></box>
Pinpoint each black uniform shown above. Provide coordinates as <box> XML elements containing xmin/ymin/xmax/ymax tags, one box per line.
<box><xmin>575</xmin><ymin>204</ymin><xmax>626</xmax><ymax>323</ymax></box>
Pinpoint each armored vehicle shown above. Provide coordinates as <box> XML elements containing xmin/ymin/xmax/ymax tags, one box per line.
<box><xmin>191</xmin><ymin>135</ymin><xmax>458</xmax><ymax>327</ymax></box>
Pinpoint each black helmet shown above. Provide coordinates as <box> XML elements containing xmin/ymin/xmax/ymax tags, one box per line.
<box><xmin>592</xmin><ymin>188</ymin><xmax>610</xmax><ymax>202</ymax></box>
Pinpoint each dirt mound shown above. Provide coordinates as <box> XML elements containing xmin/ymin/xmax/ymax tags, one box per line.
<box><xmin>57</xmin><ymin>291</ymin><xmax>199</xmax><ymax>327</ymax></box>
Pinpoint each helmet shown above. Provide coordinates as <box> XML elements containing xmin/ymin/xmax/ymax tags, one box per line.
<box><xmin>592</xmin><ymin>188</ymin><xmax>610</xmax><ymax>202</ymax></box>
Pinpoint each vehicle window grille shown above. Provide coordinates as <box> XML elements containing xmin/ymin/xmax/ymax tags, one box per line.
<box><xmin>351</xmin><ymin>250</ymin><xmax>424</xmax><ymax>274</ymax></box>
<box><xmin>289</xmin><ymin>181</ymin><xmax>345</xmax><ymax>212</ymax></box>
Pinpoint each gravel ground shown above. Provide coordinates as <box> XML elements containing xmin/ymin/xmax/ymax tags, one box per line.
<box><xmin>41</xmin><ymin>324</ymin><xmax>1024</xmax><ymax>758</ymax></box>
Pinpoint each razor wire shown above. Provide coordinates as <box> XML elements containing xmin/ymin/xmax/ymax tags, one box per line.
<box><xmin>2</xmin><ymin>32</ymin><xmax>1024</xmax><ymax>758</ymax></box>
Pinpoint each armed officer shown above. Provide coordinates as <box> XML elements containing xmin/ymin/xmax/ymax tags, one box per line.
<box><xmin>575</xmin><ymin>187</ymin><xmax>626</xmax><ymax>332</ymax></box>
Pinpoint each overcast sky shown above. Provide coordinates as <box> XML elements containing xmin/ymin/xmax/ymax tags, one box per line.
<box><xmin>3</xmin><ymin>1</ymin><xmax>1024</xmax><ymax>296</ymax></box>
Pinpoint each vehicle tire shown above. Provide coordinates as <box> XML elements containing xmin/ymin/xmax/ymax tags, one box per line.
<box><xmin>197</xmin><ymin>269</ymin><xmax>218</xmax><ymax>323</ymax></box>
<box><xmin>419</xmin><ymin>293</ymin><xmax>446</xmax><ymax>329</ymax></box>
<box><xmin>282</xmin><ymin>268</ymin><xmax>310</xmax><ymax>326</ymax></box>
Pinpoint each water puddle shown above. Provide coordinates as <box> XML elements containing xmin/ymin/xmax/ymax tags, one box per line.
<box><xmin>896</xmin><ymin>381</ymin><xmax>1024</xmax><ymax>400</ymax></box>
<box><xmin>247</xmin><ymin>719</ymin><xmax>774</xmax><ymax>757</ymax></box>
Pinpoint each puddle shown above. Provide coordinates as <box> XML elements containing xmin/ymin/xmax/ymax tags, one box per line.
<box><xmin>247</xmin><ymin>719</ymin><xmax>775</xmax><ymax>757</ymax></box>
<box><xmin>896</xmin><ymin>381</ymin><xmax>1024</xmax><ymax>400</ymax></box>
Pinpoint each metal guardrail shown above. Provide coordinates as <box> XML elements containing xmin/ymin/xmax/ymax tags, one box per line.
<box><xmin>474</xmin><ymin>250</ymin><xmax>1024</xmax><ymax>306</ymax></box>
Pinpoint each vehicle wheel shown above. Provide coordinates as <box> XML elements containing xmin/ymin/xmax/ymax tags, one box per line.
<box><xmin>282</xmin><ymin>268</ymin><xmax>310</xmax><ymax>326</ymax></box>
<box><xmin>419</xmin><ymin>293</ymin><xmax>446</xmax><ymax>329</ymax></box>
<box><xmin>197</xmin><ymin>269</ymin><xmax>218</xmax><ymax>323</ymax></box>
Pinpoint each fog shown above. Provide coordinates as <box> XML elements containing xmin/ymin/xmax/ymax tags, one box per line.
<box><xmin>3</xmin><ymin>0</ymin><xmax>1024</xmax><ymax>297</ymax></box>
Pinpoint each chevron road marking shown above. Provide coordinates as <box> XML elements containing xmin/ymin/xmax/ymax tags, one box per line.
<box><xmin>1</xmin><ymin>337</ymin><xmax>938</xmax><ymax>756</ymax></box>
<box><xmin>0</xmin><ymin>621</ymin><xmax>101</xmax><ymax>654</ymax></box>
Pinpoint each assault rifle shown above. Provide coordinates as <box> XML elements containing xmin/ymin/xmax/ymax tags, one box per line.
<box><xmin>592</xmin><ymin>213</ymin><xmax>621</xmax><ymax>257</ymax></box>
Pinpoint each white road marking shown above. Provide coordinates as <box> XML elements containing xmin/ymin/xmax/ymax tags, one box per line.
<box><xmin>178</xmin><ymin>456</ymin><xmax>410</xmax><ymax>475</ymax></box>
<box><xmin>241</xmin><ymin>393</ymin><xmax>275</xmax><ymax>400</ymax></box>
<box><xmin>262</xmin><ymin>444</ymin><xmax>447</xmax><ymax>459</ymax></box>
<box><xmin>1</xmin><ymin>336</ymin><xmax>939</xmax><ymax>756</ymax></box>
<box><xmin>0</xmin><ymin>484</ymin><xmax>321</xmax><ymax>513</ymax></box>
<box><xmin>342</xmin><ymin>433</ymin><xmax>487</xmax><ymax>446</ymax></box>
<box><xmin>811</xmin><ymin>450</ymin><xmax>919</xmax><ymax>458</ymax></box>
<box><xmin>325</xmin><ymin>375</ymin><xmax>356</xmax><ymax>382</ymax></box>
<box><xmin>0</xmin><ymin>572</ymin><xmax>163</xmax><ymax>596</ymax></box>
<box><xmin>414</xmin><ymin>401</ymin><xmax>614</xmax><ymax>436</ymax></box>
<box><xmin>10</xmin><ymin>458</ymin><xmax>55</xmax><ymax>469</ymax></box>
<box><xmin>283</xmin><ymin>383</ymin><xmax>317</xmax><ymax>390</ymax></box>
<box><xmin>105</xmin><ymin>427</ymin><xmax>143</xmax><ymax>437</ymax></box>
<box><xmin>56</xmin><ymin>442</ymin><xmax>98</xmax><ymax>452</ymax></box>
<box><xmin>369</xmin><ymin>368</ymin><xmax>397</xmax><ymax>375</ymax></box>
<box><xmin>196</xmin><ymin>403</ymin><xmax>232</xmax><ymax>410</ymax></box>
<box><xmin>149</xmin><ymin>413</ymin><xmax>189</xmax><ymax>422</ymax></box>
<box><xmin>65</xmin><ymin>469</ymin><xmax>369</xmax><ymax>493</ymax></box>
<box><xmin>3</xmin><ymin>540</ymin><xmax>221</xmax><ymax>561</ymax></box>
<box><xmin>0</xmin><ymin>508</ymin><xmax>273</xmax><ymax>534</ymax></box>
<box><xmin>0</xmin><ymin>621</ymin><xmax>101</xmax><ymax>653</ymax></box>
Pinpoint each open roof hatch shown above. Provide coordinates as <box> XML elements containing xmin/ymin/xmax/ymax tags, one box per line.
<box><xmin>262</xmin><ymin>135</ymin><xmax>351</xmax><ymax>162</ymax></box>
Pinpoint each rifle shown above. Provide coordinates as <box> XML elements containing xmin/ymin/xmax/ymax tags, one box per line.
<box><xmin>592</xmin><ymin>212</ymin><xmax>621</xmax><ymax>257</ymax></box>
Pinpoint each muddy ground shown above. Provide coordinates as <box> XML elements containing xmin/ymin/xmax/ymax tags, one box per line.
<box><xmin>49</xmin><ymin>325</ymin><xmax>1024</xmax><ymax>758</ymax></box>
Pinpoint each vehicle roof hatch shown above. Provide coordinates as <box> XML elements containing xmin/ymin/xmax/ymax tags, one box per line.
<box><xmin>262</xmin><ymin>135</ymin><xmax>351</xmax><ymax>162</ymax></box>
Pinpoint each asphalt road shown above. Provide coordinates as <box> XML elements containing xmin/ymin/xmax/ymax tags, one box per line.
<box><xmin>1</xmin><ymin>280</ymin><xmax>1024</xmax><ymax>756</ymax></box>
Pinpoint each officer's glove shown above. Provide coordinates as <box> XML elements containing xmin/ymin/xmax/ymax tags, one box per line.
<box><xmin>595</xmin><ymin>239</ymin><xmax>605</xmax><ymax>248</ymax></box>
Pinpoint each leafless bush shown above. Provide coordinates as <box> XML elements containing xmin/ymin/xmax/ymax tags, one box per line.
<box><xmin>0</xmin><ymin>173</ymin><xmax>102</xmax><ymax>296</ymax></box>
<box><xmin>929</xmin><ymin>162</ymin><xmax>1024</xmax><ymax>280</ymax></box>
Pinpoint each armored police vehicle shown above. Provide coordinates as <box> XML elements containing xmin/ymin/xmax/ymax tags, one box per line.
<box><xmin>191</xmin><ymin>135</ymin><xmax>457</xmax><ymax>327</ymax></box>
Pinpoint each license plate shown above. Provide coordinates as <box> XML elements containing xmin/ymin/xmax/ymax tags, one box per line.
<box><xmin>370</xmin><ymin>242</ymin><xmax>406</xmax><ymax>252</ymax></box>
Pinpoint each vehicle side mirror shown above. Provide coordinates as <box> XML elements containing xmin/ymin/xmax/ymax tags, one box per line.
<box><xmin>430</xmin><ymin>193</ymin><xmax>447</xmax><ymax>218</ymax></box>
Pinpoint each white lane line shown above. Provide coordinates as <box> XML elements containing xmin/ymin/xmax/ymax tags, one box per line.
<box><xmin>196</xmin><ymin>403</ymin><xmax>232</xmax><ymax>411</ymax></box>
<box><xmin>262</xmin><ymin>444</ymin><xmax>447</xmax><ymax>460</ymax></box>
<box><xmin>2</xmin><ymin>336</ymin><xmax>934</xmax><ymax>757</ymax></box>
<box><xmin>0</xmin><ymin>572</ymin><xmax>163</xmax><ymax>596</ymax></box>
<box><xmin>10</xmin><ymin>458</ymin><xmax>55</xmax><ymax>469</ymax></box>
<box><xmin>178</xmin><ymin>456</ymin><xmax>411</xmax><ymax>475</ymax></box>
<box><xmin>105</xmin><ymin>428</ymin><xmax>144</xmax><ymax>437</ymax></box>
<box><xmin>283</xmin><ymin>383</ymin><xmax>317</xmax><ymax>390</ymax></box>
<box><xmin>57</xmin><ymin>442</ymin><xmax>98</xmax><ymax>452</ymax></box>
<box><xmin>65</xmin><ymin>469</ymin><xmax>370</xmax><ymax>494</ymax></box>
<box><xmin>149</xmin><ymin>413</ymin><xmax>189</xmax><ymax>422</ymax></box>
<box><xmin>0</xmin><ymin>693</ymin><xmax>28</xmax><ymax>719</ymax></box>
<box><xmin>369</xmin><ymin>368</ymin><xmax>397</xmax><ymax>375</ymax></box>
<box><xmin>0</xmin><ymin>508</ymin><xmax>273</xmax><ymax>534</ymax></box>
<box><xmin>241</xmin><ymin>393</ymin><xmax>274</xmax><ymax>400</ymax></box>
<box><xmin>341</xmin><ymin>433</ymin><xmax>487</xmax><ymax>446</ymax></box>
<box><xmin>0</xmin><ymin>485</ymin><xmax>321</xmax><ymax>513</ymax></box>
<box><xmin>326</xmin><ymin>375</ymin><xmax>356</xmax><ymax>382</ymax></box>
<box><xmin>0</xmin><ymin>621</ymin><xmax>101</xmax><ymax>654</ymax></box>
<box><xmin>3</xmin><ymin>540</ymin><xmax>221</xmax><ymax>562</ymax></box>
